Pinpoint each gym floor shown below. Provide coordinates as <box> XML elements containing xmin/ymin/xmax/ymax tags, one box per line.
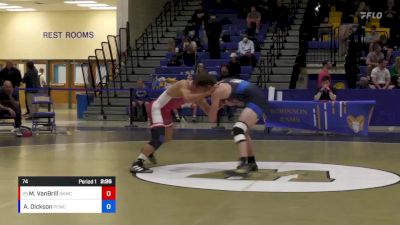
<box><xmin>1</xmin><ymin>110</ymin><xmax>400</xmax><ymax>225</ymax></box>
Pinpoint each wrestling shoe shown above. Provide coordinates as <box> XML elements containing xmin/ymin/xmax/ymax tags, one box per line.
<box><xmin>247</xmin><ymin>162</ymin><xmax>258</xmax><ymax>172</ymax></box>
<box><xmin>130</xmin><ymin>160</ymin><xmax>153</xmax><ymax>173</ymax></box>
<box><xmin>148</xmin><ymin>153</ymin><xmax>158</xmax><ymax>164</ymax></box>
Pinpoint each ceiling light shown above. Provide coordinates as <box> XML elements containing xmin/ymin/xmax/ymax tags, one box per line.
<box><xmin>0</xmin><ymin>3</ymin><xmax>8</xmax><ymax>6</ymax></box>
<box><xmin>78</xmin><ymin>3</ymin><xmax>109</xmax><ymax>7</ymax></box>
<box><xmin>0</xmin><ymin>6</ymin><xmax>22</xmax><ymax>9</ymax></box>
<box><xmin>89</xmin><ymin>6</ymin><xmax>116</xmax><ymax>10</ymax></box>
<box><xmin>6</xmin><ymin>8</ymin><xmax>36</xmax><ymax>12</ymax></box>
<box><xmin>64</xmin><ymin>1</ymin><xmax>97</xmax><ymax>3</ymax></box>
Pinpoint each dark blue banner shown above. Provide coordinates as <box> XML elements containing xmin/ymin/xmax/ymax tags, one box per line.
<box><xmin>266</xmin><ymin>101</ymin><xmax>376</xmax><ymax>135</ymax></box>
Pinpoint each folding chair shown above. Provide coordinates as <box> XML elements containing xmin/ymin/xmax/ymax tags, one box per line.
<box><xmin>31</xmin><ymin>94</ymin><xmax>56</xmax><ymax>134</ymax></box>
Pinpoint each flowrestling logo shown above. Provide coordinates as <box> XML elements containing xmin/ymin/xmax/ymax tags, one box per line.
<box><xmin>360</xmin><ymin>12</ymin><xmax>383</xmax><ymax>20</ymax></box>
<box><xmin>136</xmin><ymin>162</ymin><xmax>400</xmax><ymax>192</ymax></box>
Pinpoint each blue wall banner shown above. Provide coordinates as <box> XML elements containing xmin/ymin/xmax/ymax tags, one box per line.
<box><xmin>266</xmin><ymin>101</ymin><xmax>376</xmax><ymax>135</ymax></box>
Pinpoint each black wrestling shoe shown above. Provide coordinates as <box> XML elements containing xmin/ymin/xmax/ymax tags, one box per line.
<box><xmin>225</xmin><ymin>164</ymin><xmax>251</xmax><ymax>179</ymax></box>
<box><xmin>130</xmin><ymin>160</ymin><xmax>153</xmax><ymax>173</ymax></box>
<box><xmin>247</xmin><ymin>162</ymin><xmax>258</xmax><ymax>172</ymax></box>
<box><xmin>148</xmin><ymin>153</ymin><xmax>158</xmax><ymax>164</ymax></box>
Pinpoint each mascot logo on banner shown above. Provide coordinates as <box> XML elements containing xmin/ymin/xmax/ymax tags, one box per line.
<box><xmin>347</xmin><ymin>115</ymin><xmax>365</xmax><ymax>133</ymax></box>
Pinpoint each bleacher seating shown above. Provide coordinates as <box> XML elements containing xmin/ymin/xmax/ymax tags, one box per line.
<box><xmin>154</xmin><ymin>66</ymin><xmax>253</xmax><ymax>76</ymax></box>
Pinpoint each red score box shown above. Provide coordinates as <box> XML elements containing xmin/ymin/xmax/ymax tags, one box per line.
<box><xmin>102</xmin><ymin>186</ymin><xmax>116</xmax><ymax>200</ymax></box>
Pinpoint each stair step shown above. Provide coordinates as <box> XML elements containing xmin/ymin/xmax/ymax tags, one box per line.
<box><xmin>272</xmin><ymin>67</ymin><xmax>293</xmax><ymax>75</ymax></box>
<box><xmin>268</xmin><ymin>75</ymin><xmax>292</xmax><ymax>82</ymax></box>
<box><xmin>92</xmin><ymin>98</ymin><xmax>130</xmax><ymax>106</ymax></box>
<box><xmin>275</xmin><ymin>59</ymin><xmax>296</xmax><ymax>67</ymax></box>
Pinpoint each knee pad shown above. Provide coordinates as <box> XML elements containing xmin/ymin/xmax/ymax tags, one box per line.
<box><xmin>232</xmin><ymin>121</ymin><xmax>248</xmax><ymax>144</ymax></box>
<box><xmin>148</xmin><ymin>126</ymin><xmax>165</xmax><ymax>150</ymax></box>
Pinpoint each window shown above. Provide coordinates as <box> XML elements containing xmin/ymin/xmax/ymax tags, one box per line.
<box><xmin>54</xmin><ymin>64</ymin><xmax>67</xmax><ymax>84</ymax></box>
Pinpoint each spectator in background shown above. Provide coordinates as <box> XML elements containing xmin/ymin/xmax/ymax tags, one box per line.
<box><xmin>196</xmin><ymin>63</ymin><xmax>208</xmax><ymax>76</ymax></box>
<box><xmin>345</xmin><ymin>32</ymin><xmax>359</xmax><ymax>88</ymax></box>
<box><xmin>206</xmin><ymin>15</ymin><xmax>222</xmax><ymax>59</ymax></box>
<box><xmin>184</xmin><ymin>20</ymin><xmax>198</xmax><ymax>39</ymax></box>
<box><xmin>38</xmin><ymin>68</ymin><xmax>47</xmax><ymax>88</ymax></box>
<box><xmin>365</xmin><ymin>25</ymin><xmax>381</xmax><ymax>50</ymax></box>
<box><xmin>247</xmin><ymin>6</ymin><xmax>262</xmax><ymax>34</ymax></box>
<box><xmin>0</xmin><ymin>61</ymin><xmax>22</xmax><ymax>89</ymax></box>
<box><xmin>22</xmin><ymin>61</ymin><xmax>39</xmax><ymax>119</ymax></box>
<box><xmin>390</xmin><ymin>56</ymin><xmax>400</xmax><ymax>76</ymax></box>
<box><xmin>167</xmin><ymin>38</ymin><xmax>177</xmax><ymax>53</ymax></box>
<box><xmin>314</xmin><ymin>76</ymin><xmax>337</xmax><ymax>101</ymax></box>
<box><xmin>192</xmin><ymin>5</ymin><xmax>209</xmax><ymax>31</ymax></box>
<box><xmin>0</xmin><ymin>61</ymin><xmax>23</xmax><ymax>114</ymax></box>
<box><xmin>371</xmin><ymin>59</ymin><xmax>391</xmax><ymax>89</ymax></box>
<box><xmin>366</xmin><ymin>44</ymin><xmax>385</xmax><ymax>75</ymax></box>
<box><xmin>217</xmin><ymin>65</ymin><xmax>235</xmax><ymax>121</ymax></box>
<box><xmin>381</xmin><ymin>0</ymin><xmax>397</xmax><ymax>32</ymax></box>
<box><xmin>218</xmin><ymin>65</ymin><xmax>232</xmax><ymax>80</ymax></box>
<box><xmin>317</xmin><ymin>60</ymin><xmax>332</xmax><ymax>87</ymax></box>
<box><xmin>131</xmin><ymin>80</ymin><xmax>149</xmax><ymax>121</ymax></box>
<box><xmin>389</xmin><ymin>76</ymin><xmax>400</xmax><ymax>89</ymax></box>
<box><xmin>228</xmin><ymin>52</ymin><xmax>241</xmax><ymax>78</ymax></box>
<box><xmin>356</xmin><ymin>77</ymin><xmax>372</xmax><ymax>89</ymax></box>
<box><xmin>183</xmin><ymin>37</ymin><xmax>197</xmax><ymax>66</ymax></box>
<box><xmin>0</xmin><ymin>80</ymin><xmax>22</xmax><ymax>132</ymax></box>
<box><xmin>238</xmin><ymin>35</ymin><xmax>257</xmax><ymax>67</ymax></box>
<box><xmin>272</xmin><ymin>0</ymin><xmax>289</xmax><ymax>33</ymax></box>
<box><xmin>339</xmin><ymin>24</ymin><xmax>355</xmax><ymax>56</ymax></box>
<box><xmin>259</xmin><ymin>0</ymin><xmax>272</xmax><ymax>22</ymax></box>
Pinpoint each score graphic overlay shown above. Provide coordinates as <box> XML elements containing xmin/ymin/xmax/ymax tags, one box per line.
<box><xmin>18</xmin><ymin>177</ymin><xmax>116</xmax><ymax>213</ymax></box>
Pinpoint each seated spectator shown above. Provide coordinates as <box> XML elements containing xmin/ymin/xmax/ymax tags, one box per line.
<box><xmin>238</xmin><ymin>35</ymin><xmax>257</xmax><ymax>67</ymax></box>
<box><xmin>0</xmin><ymin>61</ymin><xmax>22</xmax><ymax>91</ymax></box>
<box><xmin>196</xmin><ymin>63</ymin><xmax>208</xmax><ymax>76</ymax></box>
<box><xmin>366</xmin><ymin>44</ymin><xmax>384</xmax><ymax>75</ymax></box>
<box><xmin>131</xmin><ymin>80</ymin><xmax>149</xmax><ymax>121</ymax></box>
<box><xmin>372</xmin><ymin>38</ymin><xmax>393</xmax><ymax>63</ymax></box>
<box><xmin>184</xmin><ymin>20</ymin><xmax>198</xmax><ymax>39</ymax></box>
<box><xmin>356</xmin><ymin>77</ymin><xmax>372</xmax><ymax>89</ymax></box>
<box><xmin>0</xmin><ymin>81</ymin><xmax>22</xmax><ymax>131</ymax></box>
<box><xmin>167</xmin><ymin>55</ymin><xmax>182</xmax><ymax>67</ymax></box>
<box><xmin>183</xmin><ymin>37</ymin><xmax>197</xmax><ymax>66</ymax></box>
<box><xmin>371</xmin><ymin>59</ymin><xmax>391</xmax><ymax>89</ymax></box>
<box><xmin>390</xmin><ymin>56</ymin><xmax>400</xmax><ymax>82</ymax></box>
<box><xmin>389</xmin><ymin>76</ymin><xmax>400</xmax><ymax>89</ymax></box>
<box><xmin>167</xmin><ymin>38</ymin><xmax>177</xmax><ymax>53</ymax></box>
<box><xmin>314</xmin><ymin>76</ymin><xmax>337</xmax><ymax>101</ymax></box>
<box><xmin>365</xmin><ymin>25</ymin><xmax>380</xmax><ymax>50</ymax></box>
<box><xmin>317</xmin><ymin>60</ymin><xmax>332</xmax><ymax>87</ymax></box>
<box><xmin>218</xmin><ymin>65</ymin><xmax>232</xmax><ymax>81</ymax></box>
<box><xmin>0</xmin><ymin>61</ymin><xmax>23</xmax><ymax>113</ymax></box>
<box><xmin>228</xmin><ymin>53</ymin><xmax>241</xmax><ymax>78</ymax></box>
<box><xmin>247</xmin><ymin>6</ymin><xmax>262</xmax><ymax>34</ymax></box>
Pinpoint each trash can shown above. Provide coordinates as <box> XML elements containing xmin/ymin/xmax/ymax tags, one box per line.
<box><xmin>76</xmin><ymin>94</ymin><xmax>93</xmax><ymax>119</ymax></box>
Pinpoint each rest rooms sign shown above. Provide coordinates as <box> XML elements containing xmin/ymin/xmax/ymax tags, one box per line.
<box><xmin>42</xmin><ymin>31</ymin><xmax>95</xmax><ymax>39</ymax></box>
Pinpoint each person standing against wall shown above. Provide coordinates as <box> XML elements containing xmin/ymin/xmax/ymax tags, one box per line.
<box><xmin>38</xmin><ymin>68</ymin><xmax>47</xmax><ymax>88</ymax></box>
<box><xmin>206</xmin><ymin>15</ymin><xmax>222</xmax><ymax>59</ymax></box>
<box><xmin>22</xmin><ymin>61</ymin><xmax>39</xmax><ymax>119</ymax></box>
